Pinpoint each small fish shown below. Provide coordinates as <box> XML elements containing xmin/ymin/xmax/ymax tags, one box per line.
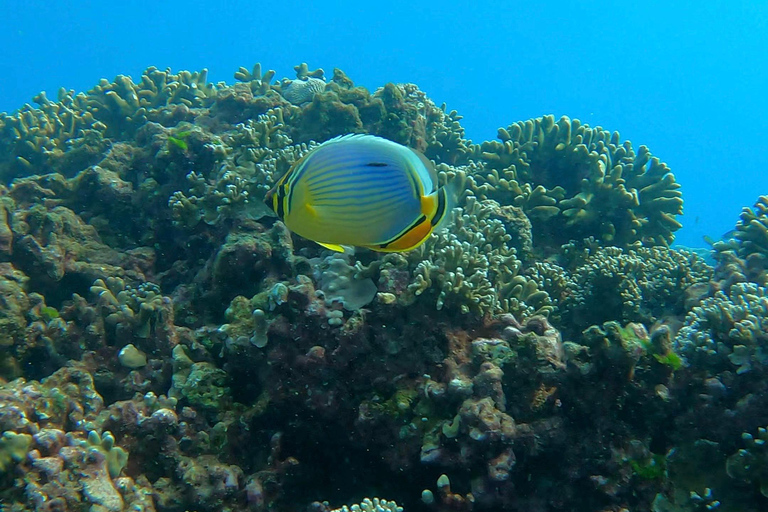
<box><xmin>703</xmin><ymin>229</ymin><xmax>737</xmax><ymax>246</ymax></box>
<box><xmin>264</xmin><ymin>134</ymin><xmax>456</xmax><ymax>252</ymax></box>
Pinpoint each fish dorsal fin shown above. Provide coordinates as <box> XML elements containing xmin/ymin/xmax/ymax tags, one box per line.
<box><xmin>318</xmin><ymin>133</ymin><xmax>372</xmax><ymax>147</ymax></box>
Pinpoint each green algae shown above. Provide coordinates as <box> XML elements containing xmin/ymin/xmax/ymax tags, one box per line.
<box><xmin>654</xmin><ymin>351</ymin><xmax>683</xmax><ymax>371</ymax></box>
<box><xmin>39</xmin><ymin>305</ymin><xmax>59</xmax><ymax>321</ymax></box>
<box><xmin>364</xmin><ymin>387</ymin><xmax>420</xmax><ymax>420</ymax></box>
<box><xmin>631</xmin><ymin>453</ymin><xmax>666</xmax><ymax>480</ymax></box>
<box><xmin>0</xmin><ymin>432</ymin><xmax>32</xmax><ymax>473</ymax></box>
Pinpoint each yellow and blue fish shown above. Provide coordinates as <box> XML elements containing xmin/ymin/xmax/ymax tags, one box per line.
<box><xmin>264</xmin><ymin>134</ymin><xmax>455</xmax><ymax>252</ymax></box>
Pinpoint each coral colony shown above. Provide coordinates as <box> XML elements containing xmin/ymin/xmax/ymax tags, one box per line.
<box><xmin>0</xmin><ymin>62</ymin><xmax>767</xmax><ymax>511</ymax></box>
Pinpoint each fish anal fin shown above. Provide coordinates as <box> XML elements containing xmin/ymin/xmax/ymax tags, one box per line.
<box><xmin>376</xmin><ymin>217</ymin><xmax>433</xmax><ymax>253</ymax></box>
<box><xmin>317</xmin><ymin>242</ymin><xmax>346</xmax><ymax>252</ymax></box>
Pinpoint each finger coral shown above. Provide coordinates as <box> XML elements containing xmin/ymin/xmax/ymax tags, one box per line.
<box><xmin>712</xmin><ymin>195</ymin><xmax>768</xmax><ymax>288</ymax></box>
<box><xmin>675</xmin><ymin>282</ymin><xmax>768</xmax><ymax>374</ymax></box>
<box><xmin>474</xmin><ymin>115</ymin><xmax>683</xmax><ymax>252</ymax></box>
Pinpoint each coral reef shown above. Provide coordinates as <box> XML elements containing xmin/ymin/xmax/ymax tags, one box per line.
<box><xmin>355</xmin><ymin>196</ymin><xmax>552</xmax><ymax>317</ymax></box>
<box><xmin>0</xmin><ymin>60</ymin><xmax>764</xmax><ymax>512</ymax></box>
<box><xmin>553</xmin><ymin>244</ymin><xmax>713</xmax><ymax>335</ymax></box>
<box><xmin>675</xmin><ymin>282</ymin><xmax>768</xmax><ymax>374</ymax></box>
<box><xmin>474</xmin><ymin>115</ymin><xmax>683</xmax><ymax>252</ymax></box>
<box><xmin>711</xmin><ymin>195</ymin><xmax>768</xmax><ymax>288</ymax></box>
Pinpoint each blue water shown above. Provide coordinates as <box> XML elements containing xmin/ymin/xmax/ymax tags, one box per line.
<box><xmin>1</xmin><ymin>0</ymin><xmax>766</xmax><ymax>248</ymax></box>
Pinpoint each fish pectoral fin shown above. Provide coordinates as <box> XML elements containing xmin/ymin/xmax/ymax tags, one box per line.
<box><xmin>304</xmin><ymin>203</ymin><xmax>319</xmax><ymax>218</ymax></box>
<box><xmin>317</xmin><ymin>242</ymin><xmax>347</xmax><ymax>252</ymax></box>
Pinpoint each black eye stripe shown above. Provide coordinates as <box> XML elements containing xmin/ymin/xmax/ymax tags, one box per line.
<box><xmin>276</xmin><ymin>185</ymin><xmax>286</xmax><ymax>219</ymax></box>
<box><xmin>365</xmin><ymin>162</ymin><xmax>388</xmax><ymax>167</ymax></box>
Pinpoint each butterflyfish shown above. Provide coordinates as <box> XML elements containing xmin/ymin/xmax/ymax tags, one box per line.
<box><xmin>264</xmin><ymin>134</ymin><xmax>456</xmax><ymax>253</ymax></box>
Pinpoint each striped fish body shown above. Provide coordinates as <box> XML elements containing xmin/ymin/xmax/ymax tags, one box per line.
<box><xmin>264</xmin><ymin>134</ymin><xmax>452</xmax><ymax>252</ymax></box>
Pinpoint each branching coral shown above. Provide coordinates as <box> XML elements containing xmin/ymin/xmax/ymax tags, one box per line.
<box><xmin>675</xmin><ymin>282</ymin><xmax>768</xmax><ymax>374</ymax></box>
<box><xmin>731</xmin><ymin>196</ymin><xmax>768</xmax><ymax>257</ymax></box>
<box><xmin>357</xmin><ymin>196</ymin><xmax>552</xmax><ymax>317</ymax></box>
<box><xmin>328</xmin><ymin>497</ymin><xmax>403</xmax><ymax>512</ymax></box>
<box><xmin>89</xmin><ymin>277</ymin><xmax>173</xmax><ymax>348</ymax></box>
<box><xmin>0</xmin><ymin>67</ymin><xmax>218</xmax><ymax>182</ymax></box>
<box><xmin>475</xmin><ymin>115</ymin><xmax>683</xmax><ymax>251</ymax></box>
<box><xmin>371</xmin><ymin>82</ymin><xmax>474</xmax><ymax>166</ymax></box>
<box><xmin>234</xmin><ymin>62</ymin><xmax>277</xmax><ymax>96</ymax></box>
<box><xmin>712</xmin><ymin>195</ymin><xmax>768</xmax><ymax>288</ymax></box>
<box><xmin>0</xmin><ymin>90</ymin><xmax>109</xmax><ymax>181</ymax></box>
<box><xmin>170</xmin><ymin>108</ymin><xmax>310</xmax><ymax>228</ymax></box>
<box><xmin>726</xmin><ymin>426</ymin><xmax>768</xmax><ymax>497</ymax></box>
<box><xmin>83</xmin><ymin>66</ymin><xmax>216</xmax><ymax>137</ymax></box>
<box><xmin>557</xmin><ymin>245</ymin><xmax>712</xmax><ymax>332</ymax></box>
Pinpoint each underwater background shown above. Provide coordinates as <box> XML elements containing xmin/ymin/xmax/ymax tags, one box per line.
<box><xmin>1</xmin><ymin>1</ymin><xmax>768</xmax><ymax>511</ymax></box>
<box><xmin>3</xmin><ymin>0</ymin><xmax>768</xmax><ymax>248</ymax></box>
